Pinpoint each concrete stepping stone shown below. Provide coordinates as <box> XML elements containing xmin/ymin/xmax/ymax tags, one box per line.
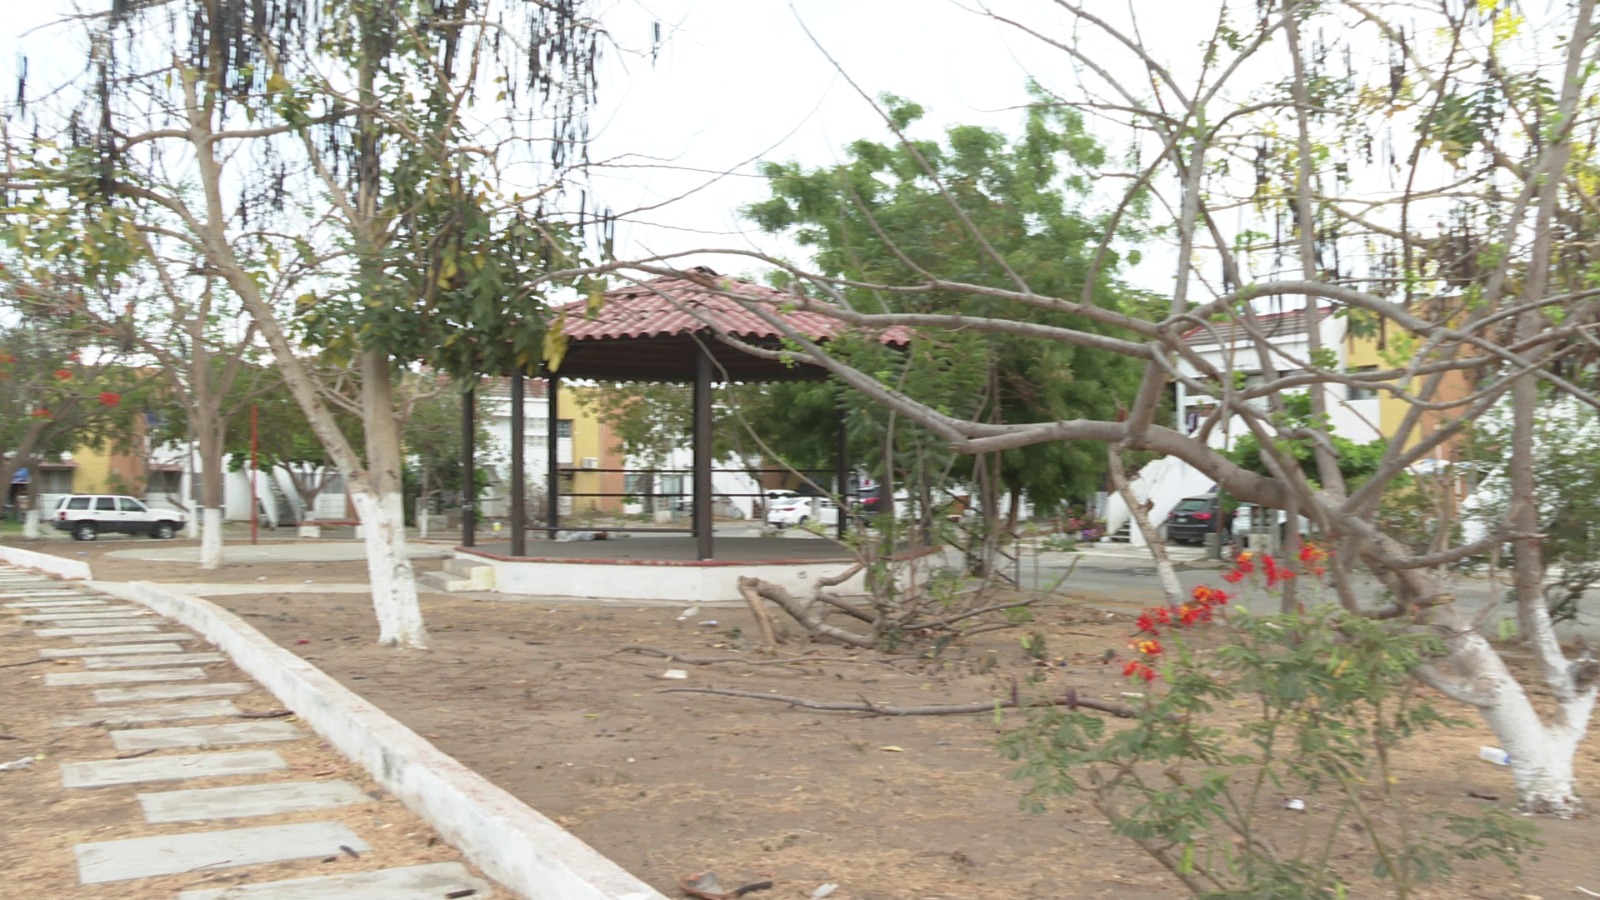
<box><xmin>36</xmin><ymin>625</ymin><xmax>161</xmax><ymax>637</ymax></box>
<box><xmin>95</xmin><ymin>683</ymin><xmax>253</xmax><ymax>703</ymax></box>
<box><xmin>21</xmin><ymin>611</ymin><xmax>151</xmax><ymax>622</ymax></box>
<box><xmin>6</xmin><ymin>599</ymin><xmax>111</xmax><ymax>607</ymax></box>
<box><xmin>74</xmin><ymin>821</ymin><xmax>369</xmax><ymax>884</ymax></box>
<box><xmin>42</xmin><ymin>643</ymin><xmax>187</xmax><ymax>657</ymax></box>
<box><xmin>14</xmin><ymin>606</ymin><xmax>134</xmax><ymax>616</ymax></box>
<box><xmin>85</xmin><ymin>652</ymin><xmax>226</xmax><ymax>669</ymax></box>
<box><xmin>74</xmin><ymin>631</ymin><xmax>196</xmax><ymax>644</ymax></box>
<box><xmin>61</xmin><ymin>749</ymin><xmax>287</xmax><ymax>788</ymax></box>
<box><xmin>46</xmin><ymin>667</ymin><xmax>207</xmax><ymax>686</ymax></box>
<box><xmin>177</xmin><ymin>862</ymin><xmax>493</xmax><ymax>899</ymax></box>
<box><xmin>111</xmin><ymin>720</ymin><xmax>303</xmax><ymax>751</ymax></box>
<box><xmin>138</xmin><ymin>780</ymin><xmax>369</xmax><ymax>823</ymax></box>
<box><xmin>56</xmin><ymin>699</ymin><xmax>242</xmax><ymax>727</ymax></box>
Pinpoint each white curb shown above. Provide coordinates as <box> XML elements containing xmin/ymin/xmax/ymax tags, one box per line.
<box><xmin>0</xmin><ymin>544</ymin><xmax>92</xmax><ymax>580</ymax></box>
<box><xmin>97</xmin><ymin>580</ymin><xmax>667</xmax><ymax>900</ymax></box>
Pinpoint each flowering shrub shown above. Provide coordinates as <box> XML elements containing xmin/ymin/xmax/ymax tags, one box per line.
<box><xmin>98</xmin><ymin>392</ymin><xmax>121</xmax><ymax>407</ymax></box>
<box><xmin>52</xmin><ymin>368</ymin><xmax>72</xmax><ymax>381</ymax></box>
<box><xmin>1002</xmin><ymin>544</ymin><xmax>1536</xmax><ymax>897</ymax></box>
<box><xmin>1123</xmin><ymin>583</ymin><xmax>1233</xmax><ymax>682</ymax></box>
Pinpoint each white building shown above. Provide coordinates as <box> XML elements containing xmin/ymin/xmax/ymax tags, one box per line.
<box><xmin>1105</xmin><ymin>306</ymin><xmax>1381</xmax><ymax>546</ymax></box>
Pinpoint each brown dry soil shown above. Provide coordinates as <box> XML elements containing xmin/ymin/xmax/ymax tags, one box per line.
<box><xmin>42</xmin><ymin>538</ymin><xmax>1600</xmax><ymax>898</ymax></box>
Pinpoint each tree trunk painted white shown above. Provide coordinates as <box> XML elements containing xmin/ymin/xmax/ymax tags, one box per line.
<box><xmin>21</xmin><ymin>509</ymin><xmax>39</xmax><ymax>539</ymax></box>
<box><xmin>1108</xmin><ymin>445</ymin><xmax>1183</xmax><ymax>608</ymax></box>
<box><xmin>1434</xmin><ymin>611</ymin><xmax>1596</xmax><ymax>815</ymax></box>
<box><xmin>199</xmin><ymin>508</ymin><xmax>225</xmax><ymax>570</ymax></box>
<box><xmin>416</xmin><ymin>496</ymin><xmax>430</xmax><ymax>540</ymax></box>
<box><xmin>351</xmin><ymin>487</ymin><xmax>426</xmax><ymax>648</ymax></box>
<box><xmin>356</xmin><ymin>348</ymin><xmax>427</xmax><ymax>649</ymax></box>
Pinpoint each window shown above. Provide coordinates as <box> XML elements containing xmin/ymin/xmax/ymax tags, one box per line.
<box><xmin>37</xmin><ymin>468</ymin><xmax>73</xmax><ymax>493</ymax></box>
<box><xmin>66</xmin><ymin>497</ymin><xmax>90</xmax><ymax>510</ymax></box>
<box><xmin>623</xmin><ymin>473</ymin><xmax>643</xmax><ymax>495</ymax></box>
<box><xmin>147</xmin><ymin>471</ymin><xmax>182</xmax><ymax>494</ymax></box>
<box><xmin>1346</xmin><ymin>366</ymin><xmax>1380</xmax><ymax>401</ymax></box>
<box><xmin>95</xmin><ymin>497</ymin><xmax>116</xmax><ymax>512</ymax></box>
<box><xmin>556</xmin><ymin>420</ymin><xmax>573</xmax><ymax>438</ymax></box>
<box><xmin>118</xmin><ymin>498</ymin><xmax>146</xmax><ymax>512</ymax></box>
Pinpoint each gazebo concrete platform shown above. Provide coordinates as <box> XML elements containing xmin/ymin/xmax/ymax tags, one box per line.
<box><xmin>454</xmin><ymin>536</ymin><xmax>874</xmax><ymax>603</ymax></box>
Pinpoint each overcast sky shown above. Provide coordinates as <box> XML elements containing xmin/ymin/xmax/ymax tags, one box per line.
<box><xmin>0</xmin><ymin>1</ymin><xmax>1243</xmax><ymax>294</ymax></box>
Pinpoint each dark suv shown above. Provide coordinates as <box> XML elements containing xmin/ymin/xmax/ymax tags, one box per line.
<box><xmin>1164</xmin><ymin>493</ymin><xmax>1232</xmax><ymax>545</ymax></box>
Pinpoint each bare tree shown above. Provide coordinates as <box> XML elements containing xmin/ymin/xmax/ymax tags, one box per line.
<box><xmin>553</xmin><ymin>1</ymin><xmax>1600</xmax><ymax>814</ymax></box>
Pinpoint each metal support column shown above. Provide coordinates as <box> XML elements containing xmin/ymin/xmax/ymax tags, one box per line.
<box><xmin>546</xmin><ymin>374</ymin><xmax>560</xmax><ymax>540</ymax></box>
<box><xmin>835</xmin><ymin>405</ymin><xmax>849</xmax><ymax>540</ymax></box>
<box><xmin>693</xmin><ymin>348</ymin><xmax>714</xmax><ymax>560</ymax></box>
<box><xmin>460</xmin><ymin>386</ymin><xmax>475</xmax><ymax>547</ymax></box>
<box><xmin>510</xmin><ymin>371</ymin><xmax>526</xmax><ymax>556</ymax></box>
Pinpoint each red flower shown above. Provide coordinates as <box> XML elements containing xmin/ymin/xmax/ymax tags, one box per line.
<box><xmin>53</xmin><ymin>368</ymin><xmax>72</xmax><ymax>381</ymax></box>
<box><xmin>1262</xmin><ymin>553</ymin><xmax>1296</xmax><ymax>588</ymax></box>
<box><xmin>1122</xmin><ymin>660</ymin><xmax>1159</xmax><ymax>682</ymax></box>
<box><xmin>1300</xmin><ymin>542</ymin><xmax>1329</xmax><ymax>576</ymax></box>
<box><xmin>1134</xmin><ymin>639</ymin><xmax>1163</xmax><ymax>657</ymax></box>
<box><xmin>30</xmin><ymin>407</ymin><xmax>50</xmax><ymax>418</ymax></box>
<box><xmin>98</xmin><ymin>392</ymin><xmax>121</xmax><ymax>407</ymax></box>
<box><xmin>1136</xmin><ymin>612</ymin><xmax>1158</xmax><ymax>635</ymax></box>
<box><xmin>1222</xmin><ymin>569</ymin><xmax>1245</xmax><ymax>583</ymax></box>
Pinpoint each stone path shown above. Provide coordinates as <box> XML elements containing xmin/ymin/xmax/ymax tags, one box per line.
<box><xmin>0</xmin><ymin>565</ymin><xmax>497</xmax><ymax>898</ymax></box>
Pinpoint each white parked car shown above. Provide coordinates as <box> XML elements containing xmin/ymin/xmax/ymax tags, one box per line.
<box><xmin>52</xmin><ymin>494</ymin><xmax>188</xmax><ymax>541</ymax></box>
<box><xmin>766</xmin><ymin>495</ymin><xmax>842</xmax><ymax>529</ymax></box>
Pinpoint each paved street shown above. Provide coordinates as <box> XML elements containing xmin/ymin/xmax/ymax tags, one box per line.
<box><xmin>1006</xmin><ymin>541</ymin><xmax>1600</xmax><ymax>643</ymax></box>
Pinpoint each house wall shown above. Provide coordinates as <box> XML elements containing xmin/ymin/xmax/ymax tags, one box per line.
<box><xmin>70</xmin><ymin>442</ymin><xmax>146</xmax><ymax>495</ymax></box>
<box><xmin>563</xmin><ymin>385</ymin><xmax>607</xmax><ymax>513</ymax></box>
<box><xmin>477</xmin><ymin>378</ymin><xmax>609</xmax><ymax>518</ymax></box>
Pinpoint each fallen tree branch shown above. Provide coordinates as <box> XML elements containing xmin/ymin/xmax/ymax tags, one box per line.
<box><xmin>913</xmin><ymin>596</ymin><xmax>1043</xmax><ymax>630</ymax></box>
<box><xmin>738</xmin><ymin>576</ymin><xmax>878</xmax><ymax>648</ymax></box>
<box><xmin>659</xmin><ymin>685</ymin><xmax>1141</xmax><ymax>718</ymax></box>
<box><xmin>619</xmin><ymin>645</ymin><xmax>919</xmax><ymax>667</ymax></box>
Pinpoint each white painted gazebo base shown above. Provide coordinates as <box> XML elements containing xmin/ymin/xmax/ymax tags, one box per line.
<box><xmin>461</xmin><ymin>550</ymin><xmax>869</xmax><ymax>603</ymax></box>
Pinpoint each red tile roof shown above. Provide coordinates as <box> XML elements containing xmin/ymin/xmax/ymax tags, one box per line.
<box><xmin>553</xmin><ymin>269</ymin><xmax>907</xmax><ymax>345</ymax></box>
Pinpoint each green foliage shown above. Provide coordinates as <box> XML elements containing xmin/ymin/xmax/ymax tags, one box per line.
<box><xmin>1467</xmin><ymin>401</ymin><xmax>1600</xmax><ymax>621</ymax></box>
<box><xmin>0</xmin><ymin>317</ymin><xmax>154</xmax><ymax>484</ymax></box>
<box><xmin>744</xmin><ymin>93</ymin><xmax>1150</xmax><ymax>511</ymax></box>
<box><xmin>1222</xmin><ymin>394</ymin><xmax>1386</xmax><ymax>488</ymax></box>
<box><xmin>1000</xmin><ymin>607</ymin><xmax>1536</xmax><ymax>898</ymax></box>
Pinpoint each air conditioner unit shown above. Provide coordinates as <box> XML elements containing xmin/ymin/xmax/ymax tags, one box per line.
<box><xmin>580</xmin><ymin>457</ymin><xmax>599</xmax><ymax>469</ymax></box>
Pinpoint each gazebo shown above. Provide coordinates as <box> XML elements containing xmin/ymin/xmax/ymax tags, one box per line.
<box><xmin>450</xmin><ymin>268</ymin><xmax>908</xmax><ymax>600</ymax></box>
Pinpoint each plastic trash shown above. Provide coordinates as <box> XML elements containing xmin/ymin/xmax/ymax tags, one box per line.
<box><xmin>812</xmin><ymin>885</ymin><xmax>839</xmax><ymax>899</ymax></box>
<box><xmin>0</xmin><ymin>756</ymin><xmax>35</xmax><ymax>772</ymax></box>
<box><xmin>1479</xmin><ymin>746</ymin><xmax>1511</xmax><ymax>766</ymax></box>
<box><xmin>662</xmin><ymin>669</ymin><xmax>689</xmax><ymax>680</ymax></box>
<box><xmin>1282</xmin><ymin>798</ymin><xmax>1306</xmax><ymax>811</ymax></box>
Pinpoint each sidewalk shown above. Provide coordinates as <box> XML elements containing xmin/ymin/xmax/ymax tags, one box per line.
<box><xmin>0</xmin><ymin>564</ymin><xmax>497</xmax><ymax>898</ymax></box>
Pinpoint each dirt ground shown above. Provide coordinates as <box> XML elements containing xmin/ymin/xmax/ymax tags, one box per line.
<box><xmin>60</xmin><ymin>538</ymin><xmax>1600</xmax><ymax>898</ymax></box>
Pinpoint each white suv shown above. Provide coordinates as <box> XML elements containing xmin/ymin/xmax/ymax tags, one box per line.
<box><xmin>52</xmin><ymin>495</ymin><xmax>187</xmax><ymax>541</ymax></box>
